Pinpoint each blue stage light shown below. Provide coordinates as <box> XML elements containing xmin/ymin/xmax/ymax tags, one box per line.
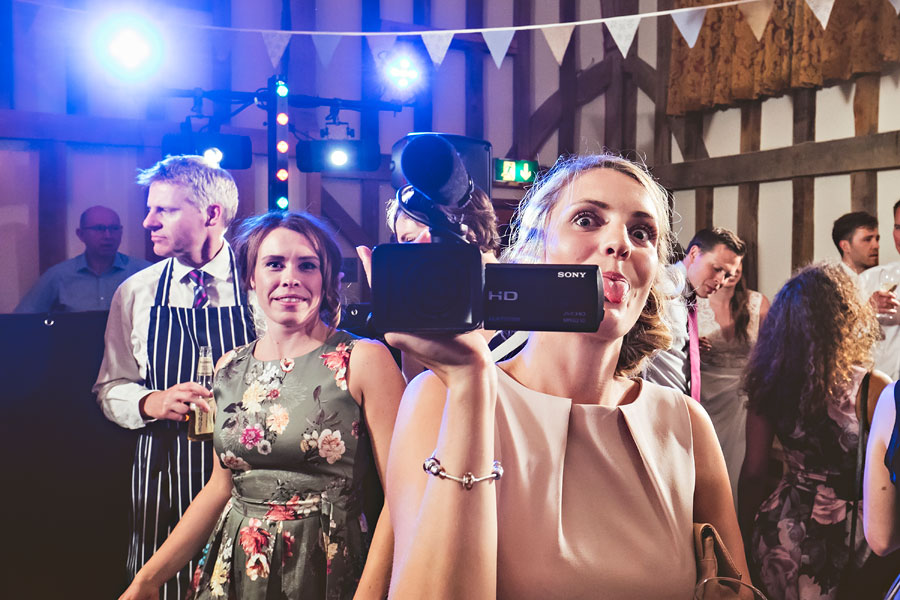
<box><xmin>276</xmin><ymin>82</ymin><xmax>289</xmax><ymax>97</ymax></box>
<box><xmin>92</xmin><ymin>13</ymin><xmax>164</xmax><ymax>82</ymax></box>
<box><xmin>202</xmin><ymin>148</ymin><xmax>224</xmax><ymax>167</ymax></box>
<box><xmin>275</xmin><ymin>196</ymin><xmax>289</xmax><ymax>210</ymax></box>
<box><xmin>329</xmin><ymin>149</ymin><xmax>349</xmax><ymax>167</ymax></box>
<box><xmin>384</xmin><ymin>53</ymin><xmax>423</xmax><ymax>94</ymax></box>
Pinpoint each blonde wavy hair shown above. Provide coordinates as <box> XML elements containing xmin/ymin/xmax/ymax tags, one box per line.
<box><xmin>744</xmin><ymin>262</ymin><xmax>880</xmax><ymax>429</ymax></box>
<box><xmin>501</xmin><ymin>153</ymin><xmax>675</xmax><ymax>376</ymax></box>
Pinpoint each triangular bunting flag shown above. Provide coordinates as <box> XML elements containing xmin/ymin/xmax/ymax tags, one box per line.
<box><xmin>888</xmin><ymin>0</ymin><xmax>900</xmax><ymax>14</ymax></box>
<box><xmin>738</xmin><ymin>0</ymin><xmax>774</xmax><ymax>41</ymax></box>
<box><xmin>262</xmin><ymin>31</ymin><xmax>292</xmax><ymax>70</ymax></box>
<box><xmin>366</xmin><ymin>34</ymin><xmax>397</xmax><ymax>62</ymax></box>
<box><xmin>482</xmin><ymin>28</ymin><xmax>516</xmax><ymax>69</ymax></box>
<box><xmin>311</xmin><ymin>34</ymin><xmax>342</xmax><ymax>67</ymax></box>
<box><xmin>671</xmin><ymin>8</ymin><xmax>707</xmax><ymax>48</ymax></box>
<box><xmin>805</xmin><ymin>0</ymin><xmax>836</xmax><ymax>29</ymax></box>
<box><xmin>605</xmin><ymin>16</ymin><xmax>640</xmax><ymax>58</ymax></box>
<box><xmin>541</xmin><ymin>24</ymin><xmax>575</xmax><ymax>66</ymax></box>
<box><xmin>421</xmin><ymin>31</ymin><xmax>454</xmax><ymax>67</ymax></box>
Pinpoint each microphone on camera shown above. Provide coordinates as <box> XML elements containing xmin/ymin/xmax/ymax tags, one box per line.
<box><xmin>400</xmin><ymin>134</ymin><xmax>472</xmax><ymax>208</ymax></box>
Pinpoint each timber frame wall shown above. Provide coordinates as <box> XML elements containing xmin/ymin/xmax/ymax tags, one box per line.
<box><xmin>4</xmin><ymin>0</ymin><xmax>900</xmax><ymax>292</ymax></box>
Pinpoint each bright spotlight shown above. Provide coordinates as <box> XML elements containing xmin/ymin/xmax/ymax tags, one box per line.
<box><xmin>202</xmin><ymin>147</ymin><xmax>223</xmax><ymax>167</ymax></box>
<box><xmin>384</xmin><ymin>52</ymin><xmax>423</xmax><ymax>95</ymax></box>
<box><xmin>276</xmin><ymin>112</ymin><xmax>289</xmax><ymax>126</ymax></box>
<box><xmin>329</xmin><ymin>149</ymin><xmax>349</xmax><ymax>167</ymax></box>
<box><xmin>276</xmin><ymin>82</ymin><xmax>289</xmax><ymax>97</ymax></box>
<box><xmin>275</xmin><ymin>196</ymin><xmax>289</xmax><ymax>210</ymax></box>
<box><xmin>276</xmin><ymin>168</ymin><xmax>289</xmax><ymax>182</ymax></box>
<box><xmin>276</xmin><ymin>140</ymin><xmax>289</xmax><ymax>154</ymax></box>
<box><xmin>92</xmin><ymin>13</ymin><xmax>164</xmax><ymax>82</ymax></box>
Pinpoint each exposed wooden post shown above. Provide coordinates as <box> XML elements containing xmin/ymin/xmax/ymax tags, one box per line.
<box><xmin>465</xmin><ymin>0</ymin><xmax>485</xmax><ymax>140</ymax></box>
<box><xmin>38</xmin><ymin>141</ymin><xmax>68</xmax><ymax>273</ymax></box>
<box><xmin>557</xmin><ymin>0</ymin><xmax>577</xmax><ymax>156</ymax></box>
<box><xmin>291</xmin><ymin>0</ymin><xmax>318</xmax><ymax>214</ymax></box>
<box><xmin>211</xmin><ymin>0</ymin><xmax>233</xmax><ymax>126</ymax></box>
<box><xmin>682</xmin><ymin>112</ymin><xmax>713</xmax><ymax>231</ymax></box>
<box><xmin>0</xmin><ymin>0</ymin><xmax>12</xmax><ymax>110</ymax></box>
<box><xmin>413</xmin><ymin>0</ymin><xmax>433</xmax><ymax>132</ymax></box>
<box><xmin>738</xmin><ymin>101</ymin><xmax>761</xmax><ymax>291</ymax></box>
<box><xmin>851</xmin><ymin>74</ymin><xmax>879</xmax><ymax>215</ymax></box>
<box><xmin>792</xmin><ymin>88</ymin><xmax>816</xmax><ymax>271</ymax></box>
<box><xmin>601</xmin><ymin>1</ymin><xmax>624</xmax><ymax>152</ymax></box>
<box><xmin>653</xmin><ymin>0</ymin><xmax>673</xmax><ymax>167</ymax></box>
<box><xmin>512</xmin><ymin>0</ymin><xmax>533</xmax><ymax>159</ymax></box>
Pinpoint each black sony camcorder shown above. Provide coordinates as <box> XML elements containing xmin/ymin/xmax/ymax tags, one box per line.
<box><xmin>370</xmin><ymin>134</ymin><xmax>604</xmax><ymax>334</ymax></box>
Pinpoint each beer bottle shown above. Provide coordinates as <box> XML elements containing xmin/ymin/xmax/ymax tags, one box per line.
<box><xmin>187</xmin><ymin>346</ymin><xmax>215</xmax><ymax>442</ymax></box>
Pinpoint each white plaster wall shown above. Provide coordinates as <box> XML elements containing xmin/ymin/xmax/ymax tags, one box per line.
<box><xmin>578</xmin><ymin>94</ymin><xmax>606</xmax><ymax>155</ymax></box>
<box><xmin>712</xmin><ymin>186</ymin><xmax>739</xmax><ymax>233</ymax></box>
<box><xmin>672</xmin><ymin>189</ymin><xmax>696</xmax><ymax>249</ymax></box>
<box><xmin>0</xmin><ymin>142</ymin><xmax>40</xmax><ymax>313</ymax></box>
<box><xmin>880</xmin><ymin>65</ymin><xmax>900</xmax><ymax>133</ymax></box>
<box><xmin>757</xmin><ymin>180</ymin><xmax>793</xmax><ymax>300</ymax></box>
<box><xmin>577</xmin><ymin>0</ymin><xmax>604</xmax><ymax>71</ymax></box>
<box><xmin>66</xmin><ymin>145</ymin><xmax>147</xmax><ymax>261</ymax></box>
<box><xmin>759</xmin><ymin>93</ymin><xmax>793</xmax><ymax>151</ymax></box>
<box><xmin>878</xmin><ymin>169</ymin><xmax>900</xmax><ymax>262</ymax></box>
<box><xmin>815</xmin><ymin>81</ymin><xmax>855</xmax><ymax>143</ymax></box>
<box><xmin>703</xmin><ymin>108</ymin><xmax>740</xmax><ymax>158</ymax></box>
<box><xmin>812</xmin><ymin>174</ymin><xmax>851</xmax><ymax>263</ymax></box>
<box><xmin>13</xmin><ymin>1</ymin><xmax>67</xmax><ymax>114</ymax></box>
<box><xmin>432</xmin><ymin>49</ymin><xmax>467</xmax><ymax>137</ymax></box>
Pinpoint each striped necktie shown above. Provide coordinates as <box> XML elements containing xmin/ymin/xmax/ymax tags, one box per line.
<box><xmin>188</xmin><ymin>269</ymin><xmax>209</xmax><ymax>309</ymax></box>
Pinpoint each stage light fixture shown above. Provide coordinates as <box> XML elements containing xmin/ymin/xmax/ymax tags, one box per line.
<box><xmin>92</xmin><ymin>12</ymin><xmax>164</xmax><ymax>82</ymax></box>
<box><xmin>202</xmin><ymin>147</ymin><xmax>224</xmax><ymax>167</ymax></box>
<box><xmin>383</xmin><ymin>48</ymin><xmax>425</xmax><ymax>97</ymax></box>
<box><xmin>275</xmin><ymin>196</ymin><xmax>289</xmax><ymax>210</ymax></box>
<box><xmin>275</xmin><ymin>82</ymin><xmax>289</xmax><ymax>97</ymax></box>
<box><xmin>161</xmin><ymin>133</ymin><xmax>252</xmax><ymax>169</ymax></box>
<box><xmin>329</xmin><ymin>149</ymin><xmax>349</xmax><ymax>167</ymax></box>
<box><xmin>276</xmin><ymin>112</ymin><xmax>289</xmax><ymax>126</ymax></box>
<box><xmin>277</xmin><ymin>140</ymin><xmax>289</xmax><ymax>154</ymax></box>
<box><xmin>296</xmin><ymin>140</ymin><xmax>381</xmax><ymax>172</ymax></box>
<box><xmin>276</xmin><ymin>168</ymin><xmax>289</xmax><ymax>181</ymax></box>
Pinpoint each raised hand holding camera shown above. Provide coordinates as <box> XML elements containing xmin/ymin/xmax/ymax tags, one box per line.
<box><xmin>370</xmin><ymin>133</ymin><xmax>604</xmax><ymax>334</ymax></box>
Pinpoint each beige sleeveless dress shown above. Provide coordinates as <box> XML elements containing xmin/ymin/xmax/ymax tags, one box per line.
<box><xmin>493</xmin><ymin>367</ymin><xmax>697</xmax><ymax>599</ymax></box>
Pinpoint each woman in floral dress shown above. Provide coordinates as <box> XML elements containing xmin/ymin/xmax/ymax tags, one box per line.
<box><xmin>738</xmin><ymin>262</ymin><xmax>887</xmax><ymax>599</ymax></box>
<box><xmin>121</xmin><ymin>212</ymin><xmax>405</xmax><ymax>600</ymax></box>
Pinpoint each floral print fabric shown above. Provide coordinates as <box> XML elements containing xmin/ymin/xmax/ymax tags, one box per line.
<box><xmin>750</xmin><ymin>369</ymin><xmax>870</xmax><ymax>600</ymax></box>
<box><xmin>188</xmin><ymin>331</ymin><xmax>375</xmax><ymax>600</ymax></box>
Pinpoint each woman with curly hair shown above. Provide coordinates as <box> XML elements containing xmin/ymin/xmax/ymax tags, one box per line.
<box><xmin>738</xmin><ymin>262</ymin><xmax>886</xmax><ymax>600</ymax></box>
<box><xmin>370</xmin><ymin>153</ymin><xmax>748</xmax><ymax>598</ymax></box>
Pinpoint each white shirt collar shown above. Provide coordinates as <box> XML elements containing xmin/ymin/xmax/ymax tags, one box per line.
<box><xmin>171</xmin><ymin>240</ymin><xmax>233</xmax><ymax>284</ymax></box>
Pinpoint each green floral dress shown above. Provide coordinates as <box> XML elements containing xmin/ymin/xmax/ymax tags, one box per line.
<box><xmin>188</xmin><ymin>331</ymin><xmax>374</xmax><ymax>600</ymax></box>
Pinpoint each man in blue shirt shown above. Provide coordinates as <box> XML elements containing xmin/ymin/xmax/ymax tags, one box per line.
<box><xmin>15</xmin><ymin>205</ymin><xmax>151</xmax><ymax>313</ymax></box>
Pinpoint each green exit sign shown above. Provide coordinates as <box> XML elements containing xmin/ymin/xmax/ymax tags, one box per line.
<box><xmin>494</xmin><ymin>158</ymin><xmax>538</xmax><ymax>184</ymax></box>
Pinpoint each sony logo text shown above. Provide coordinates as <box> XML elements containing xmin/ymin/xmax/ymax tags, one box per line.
<box><xmin>557</xmin><ymin>271</ymin><xmax>586</xmax><ymax>278</ymax></box>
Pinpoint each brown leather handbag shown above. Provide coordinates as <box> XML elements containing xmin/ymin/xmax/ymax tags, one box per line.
<box><xmin>694</xmin><ymin>523</ymin><xmax>748</xmax><ymax>599</ymax></box>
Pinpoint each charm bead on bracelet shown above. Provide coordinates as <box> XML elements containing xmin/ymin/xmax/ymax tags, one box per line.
<box><xmin>423</xmin><ymin>455</ymin><xmax>503</xmax><ymax>490</ymax></box>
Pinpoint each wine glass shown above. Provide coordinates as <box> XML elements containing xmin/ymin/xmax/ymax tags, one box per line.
<box><xmin>694</xmin><ymin>577</ymin><xmax>768</xmax><ymax>600</ymax></box>
<box><xmin>880</xmin><ymin>265</ymin><xmax>900</xmax><ymax>293</ymax></box>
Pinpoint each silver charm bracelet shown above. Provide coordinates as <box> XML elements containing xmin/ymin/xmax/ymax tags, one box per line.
<box><xmin>423</xmin><ymin>455</ymin><xmax>503</xmax><ymax>490</ymax></box>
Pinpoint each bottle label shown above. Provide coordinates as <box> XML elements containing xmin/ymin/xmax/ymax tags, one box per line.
<box><xmin>197</xmin><ymin>356</ymin><xmax>214</xmax><ymax>378</ymax></box>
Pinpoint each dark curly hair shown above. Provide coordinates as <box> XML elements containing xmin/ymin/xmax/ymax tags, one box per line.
<box><xmin>744</xmin><ymin>262</ymin><xmax>879</xmax><ymax>430</ymax></box>
<box><xmin>232</xmin><ymin>211</ymin><xmax>343</xmax><ymax>331</ymax></box>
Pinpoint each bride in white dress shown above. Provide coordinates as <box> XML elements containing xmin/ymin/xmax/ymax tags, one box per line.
<box><xmin>697</xmin><ymin>262</ymin><xmax>769</xmax><ymax>505</ymax></box>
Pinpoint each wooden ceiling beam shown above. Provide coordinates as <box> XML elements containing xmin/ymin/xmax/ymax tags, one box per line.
<box><xmin>652</xmin><ymin>130</ymin><xmax>900</xmax><ymax>191</ymax></box>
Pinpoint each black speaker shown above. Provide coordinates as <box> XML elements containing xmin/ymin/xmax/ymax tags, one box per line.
<box><xmin>390</xmin><ymin>133</ymin><xmax>493</xmax><ymax>198</ymax></box>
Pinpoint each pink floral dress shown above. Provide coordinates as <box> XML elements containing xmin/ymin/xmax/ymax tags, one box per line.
<box><xmin>188</xmin><ymin>332</ymin><xmax>375</xmax><ymax>600</ymax></box>
<box><xmin>750</xmin><ymin>369</ymin><xmax>870</xmax><ymax>600</ymax></box>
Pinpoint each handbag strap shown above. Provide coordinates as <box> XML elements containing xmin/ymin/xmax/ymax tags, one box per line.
<box><xmin>848</xmin><ymin>371</ymin><xmax>871</xmax><ymax>572</ymax></box>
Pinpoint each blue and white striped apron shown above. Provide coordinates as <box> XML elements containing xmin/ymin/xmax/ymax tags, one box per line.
<box><xmin>127</xmin><ymin>248</ymin><xmax>255</xmax><ymax>600</ymax></box>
